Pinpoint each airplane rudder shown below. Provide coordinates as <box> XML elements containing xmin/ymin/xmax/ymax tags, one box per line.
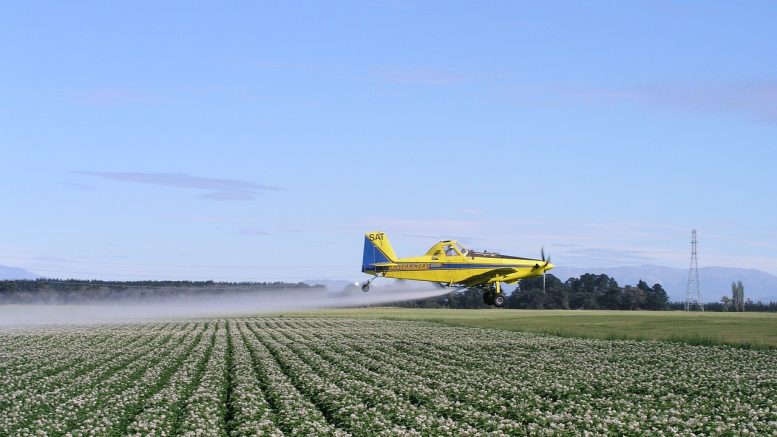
<box><xmin>362</xmin><ymin>236</ymin><xmax>374</xmax><ymax>271</ymax></box>
<box><xmin>363</xmin><ymin>231</ymin><xmax>397</xmax><ymax>262</ymax></box>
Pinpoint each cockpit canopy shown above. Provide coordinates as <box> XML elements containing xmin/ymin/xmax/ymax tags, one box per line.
<box><xmin>425</xmin><ymin>240</ymin><xmax>468</xmax><ymax>257</ymax></box>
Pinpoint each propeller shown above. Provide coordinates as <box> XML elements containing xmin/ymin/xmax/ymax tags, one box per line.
<box><xmin>540</xmin><ymin>247</ymin><xmax>551</xmax><ymax>294</ymax></box>
<box><xmin>531</xmin><ymin>247</ymin><xmax>552</xmax><ymax>294</ymax></box>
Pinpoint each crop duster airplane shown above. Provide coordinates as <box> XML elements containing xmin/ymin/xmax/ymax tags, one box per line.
<box><xmin>361</xmin><ymin>232</ymin><xmax>554</xmax><ymax>307</ymax></box>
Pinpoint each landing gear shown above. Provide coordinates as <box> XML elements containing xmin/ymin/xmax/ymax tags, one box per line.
<box><xmin>362</xmin><ymin>276</ymin><xmax>377</xmax><ymax>292</ymax></box>
<box><xmin>482</xmin><ymin>281</ymin><xmax>506</xmax><ymax>307</ymax></box>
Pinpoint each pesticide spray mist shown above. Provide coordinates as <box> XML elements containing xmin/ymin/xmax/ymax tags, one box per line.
<box><xmin>0</xmin><ymin>282</ymin><xmax>452</xmax><ymax>327</ymax></box>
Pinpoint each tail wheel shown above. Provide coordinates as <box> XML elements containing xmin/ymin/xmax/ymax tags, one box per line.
<box><xmin>361</xmin><ymin>283</ymin><xmax>370</xmax><ymax>292</ymax></box>
<box><xmin>494</xmin><ymin>294</ymin><xmax>506</xmax><ymax>308</ymax></box>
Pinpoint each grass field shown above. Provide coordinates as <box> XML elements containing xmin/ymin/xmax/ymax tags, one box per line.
<box><xmin>2</xmin><ymin>317</ymin><xmax>776</xmax><ymax>435</ymax></box>
<box><xmin>287</xmin><ymin>308</ymin><xmax>777</xmax><ymax>349</ymax></box>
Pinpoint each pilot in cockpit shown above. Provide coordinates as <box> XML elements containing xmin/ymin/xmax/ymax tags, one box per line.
<box><xmin>443</xmin><ymin>243</ymin><xmax>468</xmax><ymax>257</ymax></box>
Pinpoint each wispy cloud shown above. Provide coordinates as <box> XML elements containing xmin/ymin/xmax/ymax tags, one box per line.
<box><xmin>508</xmin><ymin>80</ymin><xmax>777</xmax><ymax>125</ymax></box>
<box><xmin>555</xmin><ymin>247</ymin><xmax>660</xmax><ymax>267</ymax></box>
<box><xmin>75</xmin><ymin>171</ymin><xmax>278</xmax><ymax>201</ymax></box>
<box><xmin>401</xmin><ymin>233</ymin><xmax>484</xmax><ymax>242</ymax></box>
<box><xmin>623</xmin><ymin>80</ymin><xmax>777</xmax><ymax>124</ymax></box>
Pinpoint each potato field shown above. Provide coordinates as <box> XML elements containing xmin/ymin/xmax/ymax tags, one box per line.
<box><xmin>1</xmin><ymin>318</ymin><xmax>776</xmax><ymax>436</ymax></box>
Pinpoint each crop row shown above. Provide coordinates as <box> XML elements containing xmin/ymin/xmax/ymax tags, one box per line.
<box><xmin>1</xmin><ymin>318</ymin><xmax>775</xmax><ymax>435</ymax></box>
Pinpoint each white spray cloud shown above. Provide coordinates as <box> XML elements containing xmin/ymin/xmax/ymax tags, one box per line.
<box><xmin>0</xmin><ymin>284</ymin><xmax>451</xmax><ymax>327</ymax></box>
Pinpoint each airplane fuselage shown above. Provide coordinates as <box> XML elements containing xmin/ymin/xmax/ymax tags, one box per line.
<box><xmin>362</xmin><ymin>237</ymin><xmax>553</xmax><ymax>286</ymax></box>
<box><xmin>367</xmin><ymin>256</ymin><xmax>546</xmax><ymax>285</ymax></box>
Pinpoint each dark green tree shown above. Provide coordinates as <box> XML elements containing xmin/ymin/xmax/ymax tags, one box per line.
<box><xmin>622</xmin><ymin>285</ymin><xmax>646</xmax><ymax>310</ymax></box>
<box><xmin>566</xmin><ymin>274</ymin><xmax>619</xmax><ymax>309</ymax></box>
<box><xmin>731</xmin><ymin>281</ymin><xmax>745</xmax><ymax>312</ymax></box>
<box><xmin>509</xmin><ymin>287</ymin><xmax>545</xmax><ymax>309</ymax></box>
<box><xmin>644</xmin><ymin>283</ymin><xmax>669</xmax><ymax>310</ymax></box>
<box><xmin>542</xmin><ymin>275</ymin><xmax>569</xmax><ymax>309</ymax></box>
<box><xmin>447</xmin><ymin>288</ymin><xmax>489</xmax><ymax>309</ymax></box>
<box><xmin>598</xmin><ymin>286</ymin><xmax>622</xmax><ymax>310</ymax></box>
<box><xmin>508</xmin><ymin>275</ymin><xmax>566</xmax><ymax>309</ymax></box>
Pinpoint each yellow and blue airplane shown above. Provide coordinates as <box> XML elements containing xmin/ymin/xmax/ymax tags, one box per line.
<box><xmin>361</xmin><ymin>231</ymin><xmax>554</xmax><ymax>307</ymax></box>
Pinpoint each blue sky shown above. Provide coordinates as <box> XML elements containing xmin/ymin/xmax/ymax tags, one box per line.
<box><xmin>2</xmin><ymin>1</ymin><xmax>776</xmax><ymax>281</ymax></box>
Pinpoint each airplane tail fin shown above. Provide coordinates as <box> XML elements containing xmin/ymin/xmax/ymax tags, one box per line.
<box><xmin>362</xmin><ymin>232</ymin><xmax>397</xmax><ymax>272</ymax></box>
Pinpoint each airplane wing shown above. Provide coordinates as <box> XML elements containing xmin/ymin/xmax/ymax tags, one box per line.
<box><xmin>458</xmin><ymin>268</ymin><xmax>520</xmax><ymax>287</ymax></box>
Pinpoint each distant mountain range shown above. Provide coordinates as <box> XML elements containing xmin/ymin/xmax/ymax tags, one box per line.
<box><xmin>0</xmin><ymin>265</ymin><xmax>38</xmax><ymax>280</ymax></box>
<box><xmin>551</xmin><ymin>265</ymin><xmax>777</xmax><ymax>303</ymax></box>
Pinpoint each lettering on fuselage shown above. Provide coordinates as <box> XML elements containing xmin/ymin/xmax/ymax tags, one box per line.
<box><xmin>368</xmin><ymin>233</ymin><xmax>385</xmax><ymax>242</ymax></box>
<box><xmin>388</xmin><ymin>263</ymin><xmax>431</xmax><ymax>271</ymax></box>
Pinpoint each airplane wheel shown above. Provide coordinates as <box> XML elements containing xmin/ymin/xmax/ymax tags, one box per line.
<box><xmin>483</xmin><ymin>289</ymin><xmax>495</xmax><ymax>305</ymax></box>
<box><xmin>494</xmin><ymin>294</ymin><xmax>506</xmax><ymax>308</ymax></box>
<box><xmin>362</xmin><ymin>283</ymin><xmax>370</xmax><ymax>292</ymax></box>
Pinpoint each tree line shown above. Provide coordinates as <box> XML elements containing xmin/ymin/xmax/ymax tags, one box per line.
<box><xmin>390</xmin><ymin>274</ymin><xmax>777</xmax><ymax>311</ymax></box>
<box><xmin>3</xmin><ymin>276</ymin><xmax>775</xmax><ymax>311</ymax></box>
<box><xmin>667</xmin><ymin>300</ymin><xmax>777</xmax><ymax>312</ymax></box>
<box><xmin>390</xmin><ymin>274</ymin><xmax>669</xmax><ymax>310</ymax></box>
